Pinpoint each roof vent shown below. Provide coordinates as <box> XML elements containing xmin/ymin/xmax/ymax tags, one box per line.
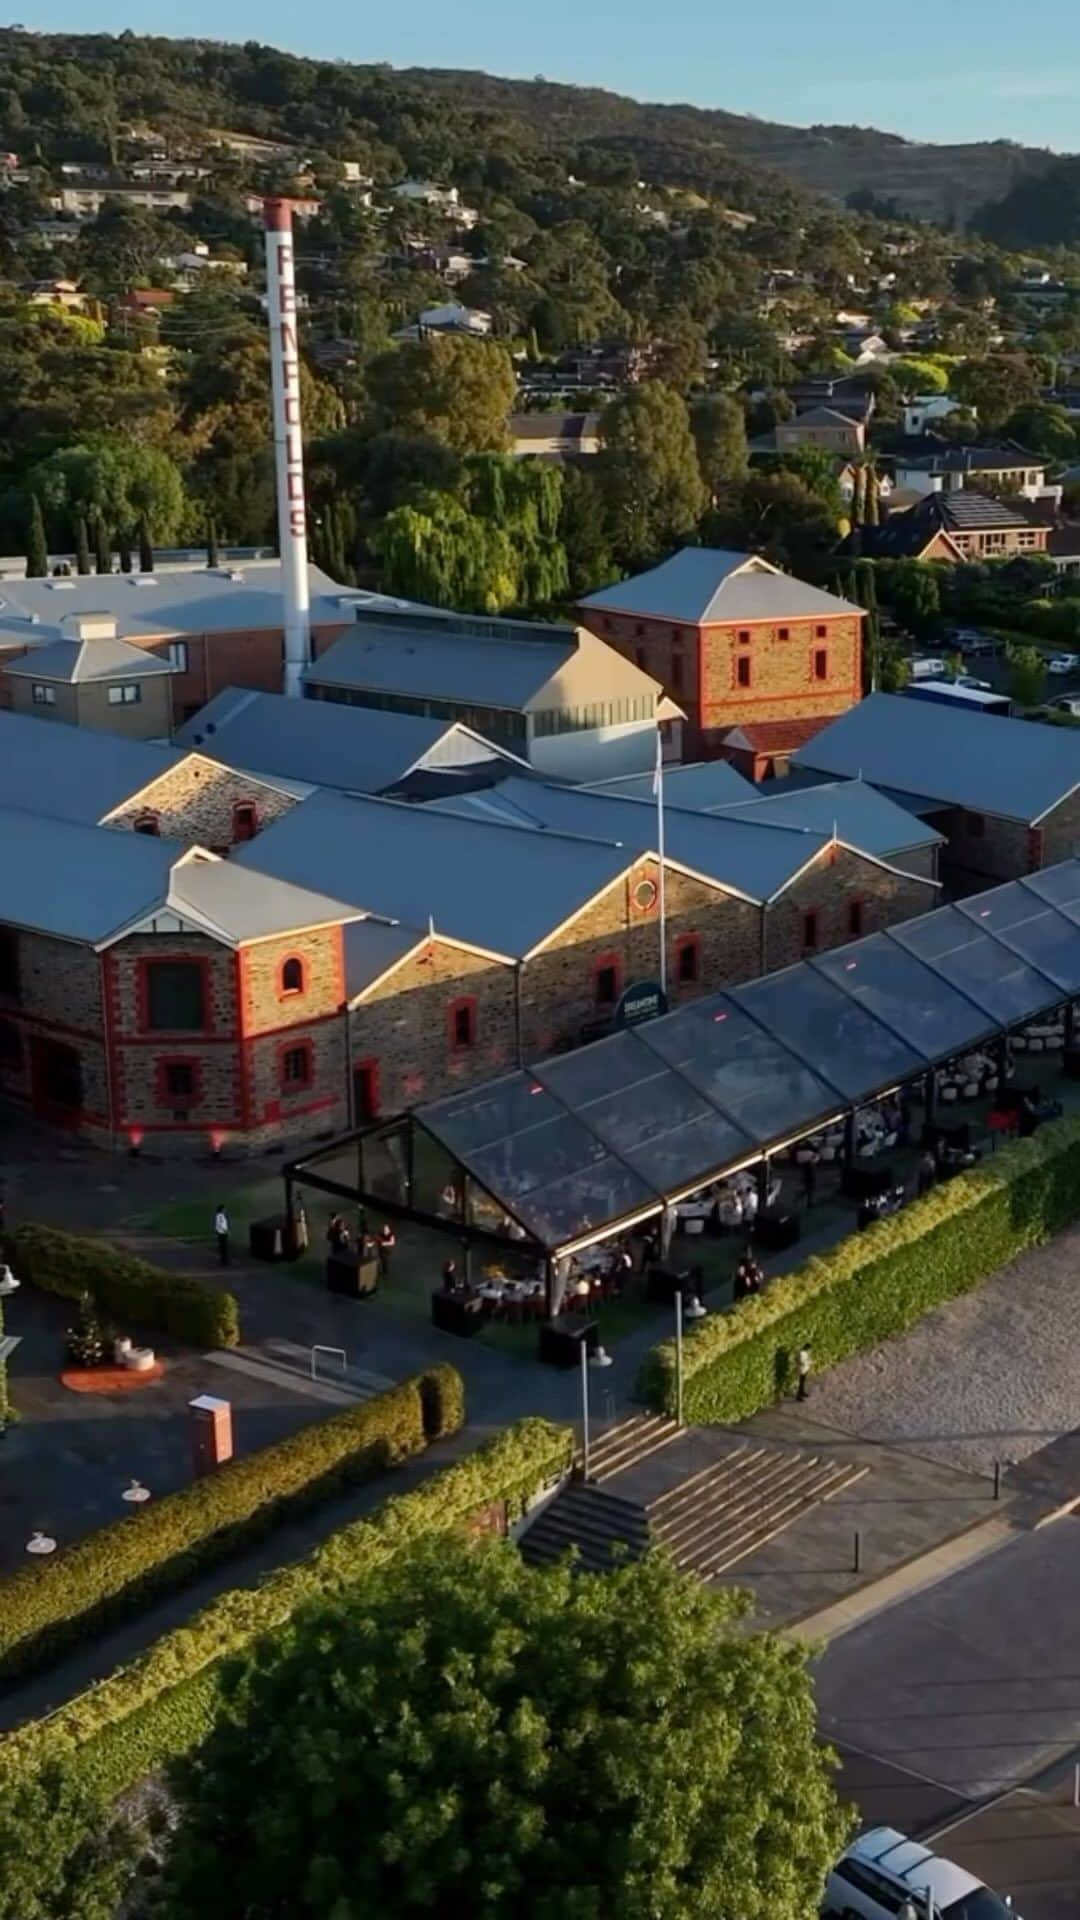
<box><xmin>46</xmin><ymin>579</ymin><xmax>75</xmax><ymax>590</ymax></box>
<box><xmin>129</xmin><ymin>574</ymin><xmax>157</xmax><ymax>586</ymax></box>
<box><xmin>205</xmin><ymin>722</ymin><xmax>216</xmax><ymax>735</ymax></box>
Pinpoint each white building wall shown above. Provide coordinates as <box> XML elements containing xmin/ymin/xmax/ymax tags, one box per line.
<box><xmin>526</xmin><ymin>718</ymin><xmax>659</xmax><ymax>783</ymax></box>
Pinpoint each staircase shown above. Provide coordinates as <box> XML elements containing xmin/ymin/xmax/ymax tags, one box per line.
<box><xmin>519</xmin><ymin>1481</ymin><xmax>651</xmax><ymax>1573</ymax></box>
<box><xmin>577</xmin><ymin>1413</ymin><xmax>682</xmax><ymax>1484</ymax></box>
<box><xmin>647</xmin><ymin>1443</ymin><xmax>868</xmax><ymax>1580</ymax></box>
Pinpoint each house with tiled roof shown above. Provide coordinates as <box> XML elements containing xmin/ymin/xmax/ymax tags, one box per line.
<box><xmin>579</xmin><ymin>548</ymin><xmax>864</xmax><ymax>779</ymax></box>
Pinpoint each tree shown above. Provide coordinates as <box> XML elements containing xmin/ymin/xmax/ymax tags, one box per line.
<box><xmin>25</xmin><ymin>493</ymin><xmax>47</xmax><ymax>578</ymax></box>
<box><xmin>689</xmin><ymin>395</ymin><xmax>748</xmax><ymax>502</ymax></box>
<box><xmin>884</xmin><ymin>560</ymin><xmax>941</xmax><ymax>637</ymax></box>
<box><xmin>91</xmin><ymin>510</ymin><xmax>110</xmax><ymax>575</ymax></box>
<box><xmin>850</xmin><ymin>466</ymin><xmax>866</xmax><ymax>528</ymax></box>
<box><xmin>74</xmin><ymin>513</ymin><xmax>91</xmax><ymax>576</ymax></box>
<box><xmin>1007</xmin><ymin>641</ymin><xmax>1046</xmax><ymax>709</ymax></box>
<box><xmin>0</xmin><ymin>1761</ymin><xmax>135</xmax><ymax>1920</ymax></box>
<box><xmin>365</xmin><ymin>335</ymin><xmax>517</xmax><ymax>454</ymax></box>
<box><xmin>651</xmin><ymin>314</ymin><xmax>708</xmax><ymax>395</ymax></box>
<box><xmin>952</xmin><ymin>355</ymin><xmax>1039</xmax><ymax>429</ymax></box>
<box><xmin>374</xmin><ymin>458</ymin><xmax>569</xmax><ymax>614</ymax></box>
<box><xmin>716</xmin><ymin>471</ymin><xmax>842</xmax><ymax>580</ymax></box>
<box><xmin>1002</xmin><ymin>402</ymin><xmax>1079</xmax><ymax>463</ymax></box>
<box><xmin>207</xmin><ymin>516</ymin><xmax>220</xmax><ymax>568</ymax></box>
<box><xmin>599</xmin><ymin>382</ymin><xmax>709</xmax><ymax>566</ymax></box>
<box><xmin>28</xmin><ymin>439</ymin><xmax>186</xmax><ymax>546</ymax></box>
<box><xmin>161</xmin><ymin>1535</ymin><xmax>850</xmax><ymax>1920</ymax></box>
<box><xmin>559</xmin><ymin>465</ymin><xmax>617</xmax><ymax>597</ymax></box>
<box><xmin>138</xmin><ymin>516</ymin><xmax>154</xmax><ymax>573</ymax></box>
<box><xmin>887</xmin><ymin>357</ymin><xmax>949</xmax><ymax>397</ymax></box>
<box><xmin>117</xmin><ymin>536</ymin><xmax>132</xmax><ymax>574</ymax></box>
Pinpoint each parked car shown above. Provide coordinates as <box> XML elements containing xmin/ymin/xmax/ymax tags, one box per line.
<box><xmin>910</xmin><ymin>656</ymin><xmax>948</xmax><ymax>679</ymax></box>
<box><xmin>953</xmin><ymin>674</ymin><xmax>992</xmax><ymax>691</ymax></box>
<box><xmin>955</xmin><ymin>632</ymin><xmax>1003</xmax><ymax>658</ymax></box>
<box><xmin>822</xmin><ymin>1827</ymin><xmax>1019</xmax><ymax>1919</ymax></box>
<box><xmin>1051</xmin><ymin>695</ymin><xmax>1080</xmax><ymax>716</ymax></box>
<box><xmin>1047</xmin><ymin>652</ymin><xmax>1080</xmax><ymax>675</ymax></box>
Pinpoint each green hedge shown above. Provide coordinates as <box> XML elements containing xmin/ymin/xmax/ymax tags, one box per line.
<box><xmin>6</xmin><ymin>1223</ymin><xmax>239</xmax><ymax>1350</ymax></box>
<box><xmin>0</xmin><ymin>1415</ymin><xmax>572</xmax><ymax>1807</ymax></box>
<box><xmin>638</xmin><ymin>1118</ymin><xmax>1080</xmax><ymax>1423</ymax></box>
<box><xmin>0</xmin><ymin>1363</ymin><xmax>463</xmax><ymax>1685</ymax></box>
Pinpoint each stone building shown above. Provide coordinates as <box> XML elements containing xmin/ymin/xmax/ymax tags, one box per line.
<box><xmin>794</xmin><ymin>692</ymin><xmax>1080</xmax><ymax>886</ymax></box>
<box><xmin>578</xmin><ymin>547</ymin><xmax>864</xmax><ymax>777</ymax></box>
<box><xmin>0</xmin><ymin>814</ymin><xmax>359</xmax><ymax>1151</ymax></box>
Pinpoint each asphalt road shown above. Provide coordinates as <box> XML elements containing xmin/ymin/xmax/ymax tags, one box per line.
<box><xmin>818</xmin><ymin>1523</ymin><xmax>1080</xmax><ymax>1918</ymax></box>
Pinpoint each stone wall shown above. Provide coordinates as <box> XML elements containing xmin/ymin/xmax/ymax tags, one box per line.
<box><xmin>106</xmin><ymin>756</ymin><xmax>298</xmax><ymax>846</ymax></box>
<box><xmin>762</xmin><ymin>846</ymin><xmax>936</xmax><ymax>971</ymax></box>
<box><xmin>350</xmin><ymin>939</ymin><xmax>517</xmax><ymax>1113</ymax></box>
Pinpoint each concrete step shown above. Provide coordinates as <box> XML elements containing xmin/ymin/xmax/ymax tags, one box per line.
<box><xmin>650</xmin><ymin>1449</ymin><xmax>825</xmax><ymax>1554</ymax></box>
<box><xmin>519</xmin><ymin>1481</ymin><xmax>650</xmax><ymax>1573</ymax></box>
<box><xmin>582</xmin><ymin>1414</ymin><xmax>683</xmax><ymax>1483</ymax></box>
<box><xmin>686</xmin><ymin>1463</ymin><xmax>869</xmax><ymax>1580</ymax></box>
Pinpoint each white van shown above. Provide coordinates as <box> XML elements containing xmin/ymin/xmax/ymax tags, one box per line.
<box><xmin>823</xmin><ymin>1827</ymin><xmax>1019</xmax><ymax>1919</ymax></box>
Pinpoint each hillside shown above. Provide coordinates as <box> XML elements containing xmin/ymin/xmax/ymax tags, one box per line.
<box><xmin>0</xmin><ymin>28</ymin><xmax>1066</xmax><ymax>230</ymax></box>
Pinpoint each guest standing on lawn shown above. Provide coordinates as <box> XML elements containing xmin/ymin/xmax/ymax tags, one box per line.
<box><xmin>214</xmin><ymin>1205</ymin><xmax>230</xmax><ymax>1267</ymax></box>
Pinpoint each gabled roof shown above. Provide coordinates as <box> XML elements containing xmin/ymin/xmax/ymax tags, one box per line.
<box><xmin>793</xmin><ymin>692</ymin><xmax>1080</xmax><ymax>823</ymax></box>
<box><xmin>0</xmin><ymin>709</ymin><xmax>185</xmax><ymax>824</ymax></box>
<box><xmin>721</xmin><ymin>716</ymin><xmax>835</xmax><ymax>754</ymax></box>
<box><xmin>235</xmin><ymin>789</ymin><xmax>638</xmax><ymax>959</ymax></box>
<box><xmin>3</xmin><ymin>634</ymin><xmax>175</xmax><ymax>684</ymax></box>
<box><xmin>717</xmin><ymin>777</ymin><xmax>944</xmax><ymax>857</ymax></box>
<box><xmin>0</xmin><ymin>809</ymin><xmax>361</xmax><ymax>949</ymax></box>
<box><xmin>304</xmin><ymin>612</ymin><xmax>662</xmax><ymax>714</ymax></box>
<box><xmin>895</xmin><ymin>443</ymin><xmax>1043</xmax><ymax>476</ymax></box>
<box><xmin>174</xmin><ymin>688</ymin><xmax>524</xmax><ymax>794</ymax></box>
<box><xmin>429</xmin><ymin>775</ymin><xmax>848</xmax><ymax>904</ymax></box>
<box><xmin>785</xmin><ymin>405</ymin><xmax>863</xmax><ymax>429</ymax></box>
<box><xmin>579</xmin><ymin>548</ymin><xmax>863</xmax><ymax>624</ymax></box>
<box><xmin>344</xmin><ymin>920</ymin><xmax>427</xmax><ymax>1000</ymax></box>
<box><xmin>584</xmin><ymin>761</ymin><xmax>756</xmax><ymax>808</ymax></box>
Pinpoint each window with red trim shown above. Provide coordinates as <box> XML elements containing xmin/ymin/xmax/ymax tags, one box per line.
<box><xmin>737</xmin><ymin>628</ymin><xmax>751</xmax><ymax>643</ymax></box>
<box><xmin>814</xmin><ymin>648</ymin><xmax>828</xmax><ymax>681</ymax></box>
<box><xmin>0</xmin><ymin>1018</ymin><xmax>22</xmax><ymax>1067</ymax></box>
<box><xmin>353</xmin><ymin>1058</ymin><xmax>380</xmax><ymax>1120</ymax></box>
<box><xmin>847</xmin><ymin>898</ymin><xmax>865</xmax><ymax>940</ymax></box>
<box><xmin>670</xmin><ymin>648</ymin><xmax>684</xmax><ymax>690</ymax></box>
<box><xmin>133</xmin><ymin>811</ymin><xmax>160</xmax><ymax>836</ymax></box>
<box><xmin>593</xmin><ymin>957</ymin><xmax>621</xmax><ymax>1008</ymax></box>
<box><xmin>280</xmin><ymin>956</ymin><xmax>304</xmax><ymax>995</ymax></box>
<box><xmin>815</xmin><ymin>623</ymin><xmax>827</xmax><ymax>638</ymax></box>
<box><xmin>281</xmin><ymin>1042</ymin><xmax>313</xmax><ymax>1089</ymax></box>
<box><xmin>676</xmin><ymin>935</ymin><xmax>700</xmax><ymax>984</ymax></box>
<box><xmin>232</xmin><ymin>801</ymin><xmax>258</xmax><ymax>843</ymax></box>
<box><xmin>143</xmin><ymin>960</ymin><xmax>206</xmax><ymax>1033</ymax></box>
<box><xmin>156</xmin><ymin>1058</ymin><xmax>200</xmax><ymax>1105</ymax></box>
<box><xmin>634</xmin><ymin>646</ymin><xmax>646</xmax><ymax>668</ymax></box>
<box><xmin>777</xmin><ymin>626</ymin><xmax>790</xmax><ymax>641</ymax></box>
<box><xmin>736</xmin><ymin>656</ymin><xmax>752</xmax><ymax>689</ymax></box>
<box><xmin>447</xmin><ymin>997</ymin><xmax>477</xmax><ymax>1052</ymax></box>
<box><xmin>802</xmin><ymin>909</ymin><xmax>820</xmax><ymax>954</ymax></box>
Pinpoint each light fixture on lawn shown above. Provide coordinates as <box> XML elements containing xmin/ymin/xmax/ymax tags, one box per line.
<box><xmin>685</xmin><ymin>1297</ymin><xmax>707</xmax><ymax>1320</ymax></box>
<box><xmin>589</xmin><ymin>1345</ymin><xmax>613</xmax><ymax>1368</ymax></box>
<box><xmin>0</xmin><ymin>1264</ymin><xmax>19</xmax><ymax>1297</ymax></box>
<box><xmin>26</xmin><ymin>1532</ymin><xmax>56</xmax><ymax>1555</ymax></box>
<box><xmin>122</xmin><ymin>1479</ymin><xmax>151</xmax><ymax>1505</ymax></box>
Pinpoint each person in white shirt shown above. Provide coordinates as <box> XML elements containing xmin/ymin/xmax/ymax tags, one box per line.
<box><xmin>214</xmin><ymin>1206</ymin><xmax>229</xmax><ymax>1267</ymax></box>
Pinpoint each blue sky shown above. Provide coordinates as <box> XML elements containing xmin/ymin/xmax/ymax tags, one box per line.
<box><xmin>18</xmin><ymin>0</ymin><xmax>1080</xmax><ymax>151</ymax></box>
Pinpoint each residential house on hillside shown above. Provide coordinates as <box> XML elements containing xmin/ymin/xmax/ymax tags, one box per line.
<box><xmin>579</xmin><ymin>548</ymin><xmax>864</xmax><ymax>778</ymax></box>
<box><xmin>774</xmin><ymin>407</ymin><xmax>867</xmax><ymax>457</ymax></box>
<box><xmin>903</xmin><ymin>395</ymin><xmax>968</xmax><ymax>437</ymax></box>
<box><xmin>55</xmin><ymin>184</ymin><xmax>192</xmax><ymax>217</ymax></box>
<box><xmin>393</xmin><ymin>302</ymin><xmax>493</xmax><ymax>340</ymax></box>
<box><xmin>893</xmin><ymin>443</ymin><xmax>1050</xmax><ymax>500</ymax></box>
<box><xmin>793</xmin><ymin>692</ymin><xmax>1080</xmax><ymax>883</ymax></box>
<box><xmin>304</xmin><ymin>606</ymin><xmax>678</xmax><ymax>781</ymax></box>
<box><xmin>846</xmin><ymin>491</ymin><xmax>1050</xmax><ymax>562</ymax></box>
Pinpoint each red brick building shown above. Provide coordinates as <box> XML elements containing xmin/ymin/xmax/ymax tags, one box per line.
<box><xmin>579</xmin><ymin>547</ymin><xmax>864</xmax><ymax>779</ymax></box>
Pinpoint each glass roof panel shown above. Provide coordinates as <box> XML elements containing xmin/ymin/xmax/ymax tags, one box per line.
<box><xmin>420</xmin><ymin>1072</ymin><xmax>564</xmax><ymax>1158</ymax></box>
<box><xmin>508</xmin><ymin>1157</ymin><xmax>659</xmax><ymax>1247</ymax></box>
<box><xmin>812</xmin><ymin>934</ymin><xmax>995</xmax><ymax>1065</ymax></box>
<box><xmin>1022</xmin><ymin>862</ymin><xmax>1080</xmax><ymax>913</ymax></box>
<box><xmin>639</xmin><ymin>992</ymin><xmax>843</xmax><ymax>1142</ymax></box>
<box><xmin>734</xmin><ymin>962</ymin><xmax>924</xmax><ymax>1100</ymax></box>
<box><xmin>958</xmin><ymin>883</ymin><xmax>1080</xmax><ymax>993</ymax></box>
<box><xmin>890</xmin><ymin>906</ymin><xmax>1060</xmax><ymax>1026</ymax></box>
<box><xmin>534</xmin><ymin>1032</ymin><xmax>754</xmax><ymax>1188</ymax></box>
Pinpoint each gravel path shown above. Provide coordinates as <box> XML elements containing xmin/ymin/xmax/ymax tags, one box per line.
<box><xmin>805</xmin><ymin>1222</ymin><xmax>1080</xmax><ymax>1476</ymax></box>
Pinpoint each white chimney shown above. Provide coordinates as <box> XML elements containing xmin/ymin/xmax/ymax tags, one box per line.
<box><xmin>263</xmin><ymin>198</ymin><xmax>311</xmax><ymax>697</ymax></box>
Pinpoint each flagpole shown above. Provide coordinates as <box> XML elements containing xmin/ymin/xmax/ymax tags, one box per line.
<box><xmin>655</xmin><ymin>732</ymin><xmax>667</xmax><ymax>996</ymax></box>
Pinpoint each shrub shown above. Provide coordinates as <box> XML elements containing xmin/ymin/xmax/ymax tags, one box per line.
<box><xmin>0</xmin><ymin>1366</ymin><xmax>464</xmax><ymax>1684</ymax></box>
<box><xmin>638</xmin><ymin>1118</ymin><xmax>1080</xmax><ymax>1423</ymax></box>
<box><xmin>6</xmin><ymin>1223</ymin><xmax>239</xmax><ymax>1350</ymax></box>
<box><xmin>0</xmin><ymin>1416</ymin><xmax>572</xmax><ymax>1808</ymax></box>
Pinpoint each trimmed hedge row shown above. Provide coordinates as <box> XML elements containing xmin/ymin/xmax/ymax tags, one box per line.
<box><xmin>0</xmin><ymin>1415</ymin><xmax>572</xmax><ymax>1808</ymax></box>
<box><xmin>638</xmin><ymin>1117</ymin><xmax>1080</xmax><ymax>1423</ymax></box>
<box><xmin>0</xmin><ymin>1363</ymin><xmax>463</xmax><ymax>1685</ymax></box>
<box><xmin>6</xmin><ymin>1223</ymin><xmax>240</xmax><ymax>1350</ymax></box>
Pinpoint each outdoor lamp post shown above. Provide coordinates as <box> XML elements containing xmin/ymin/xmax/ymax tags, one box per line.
<box><xmin>0</xmin><ymin>1263</ymin><xmax>20</xmax><ymax>1297</ymax></box>
<box><xmin>580</xmin><ymin>1339</ymin><xmax>614</xmax><ymax>1480</ymax></box>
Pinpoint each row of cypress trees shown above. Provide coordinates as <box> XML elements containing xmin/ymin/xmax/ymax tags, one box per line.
<box><xmin>24</xmin><ymin>506</ymin><xmax>222</xmax><ymax>579</ymax></box>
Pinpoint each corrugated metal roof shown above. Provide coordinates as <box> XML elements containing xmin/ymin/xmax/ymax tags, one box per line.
<box><xmin>165</xmin><ymin>858</ymin><xmax>359</xmax><ymax>944</ymax></box>
<box><xmin>580</xmin><ymin>547</ymin><xmax>863</xmax><ymax>623</ymax></box>
<box><xmin>3</xmin><ymin>635</ymin><xmax>175</xmax><ymax>683</ymax></box>
<box><xmin>175</xmin><ymin>689</ymin><xmax>515</xmax><ymax>793</ymax></box>
<box><xmin>304</xmin><ymin>622</ymin><xmax>574</xmax><ymax>708</ymax></box>
<box><xmin>235</xmin><ymin>789</ymin><xmax>635</xmax><ymax>957</ymax></box>
<box><xmin>794</xmin><ymin>693</ymin><xmax>1080</xmax><ymax>822</ymax></box>
<box><xmin>430</xmin><ymin>775</ymin><xmax>834</xmax><ymax>902</ymax></box>
<box><xmin>717</xmin><ymin>778</ymin><xmax>943</xmax><ymax>856</ymax></box>
<box><xmin>585</xmin><ymin>761</ymin><xmax>755</xmax><ymax>807</ymax></box>
<box><xmin>344</xmin><ymin>920</ymin><xmax>425</xmax><ymax>999</ymax></box>
<box><xmin>0</xmin><ymin>709</ymin><xmax>184</xmax><ymax>824</ymax></box>
<box><xmin>0</xmin><ymin>808</ymin><xmax>181</xmax><ymax>941</ymax></box>
<box><xmin>0</xmin><ymin>560</ymin><xmax>350</xmax><ymax>643</ymax></box>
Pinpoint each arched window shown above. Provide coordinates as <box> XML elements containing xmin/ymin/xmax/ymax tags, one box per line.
<box><xmin>133</xmin><ymin>811</ymin><xmax>160</xmax><ymax>836</ymax></box>
<box><xmin>280</xmin><ymin>956</ymin><xmax>305</xmax><ymax>996</ymax></box>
